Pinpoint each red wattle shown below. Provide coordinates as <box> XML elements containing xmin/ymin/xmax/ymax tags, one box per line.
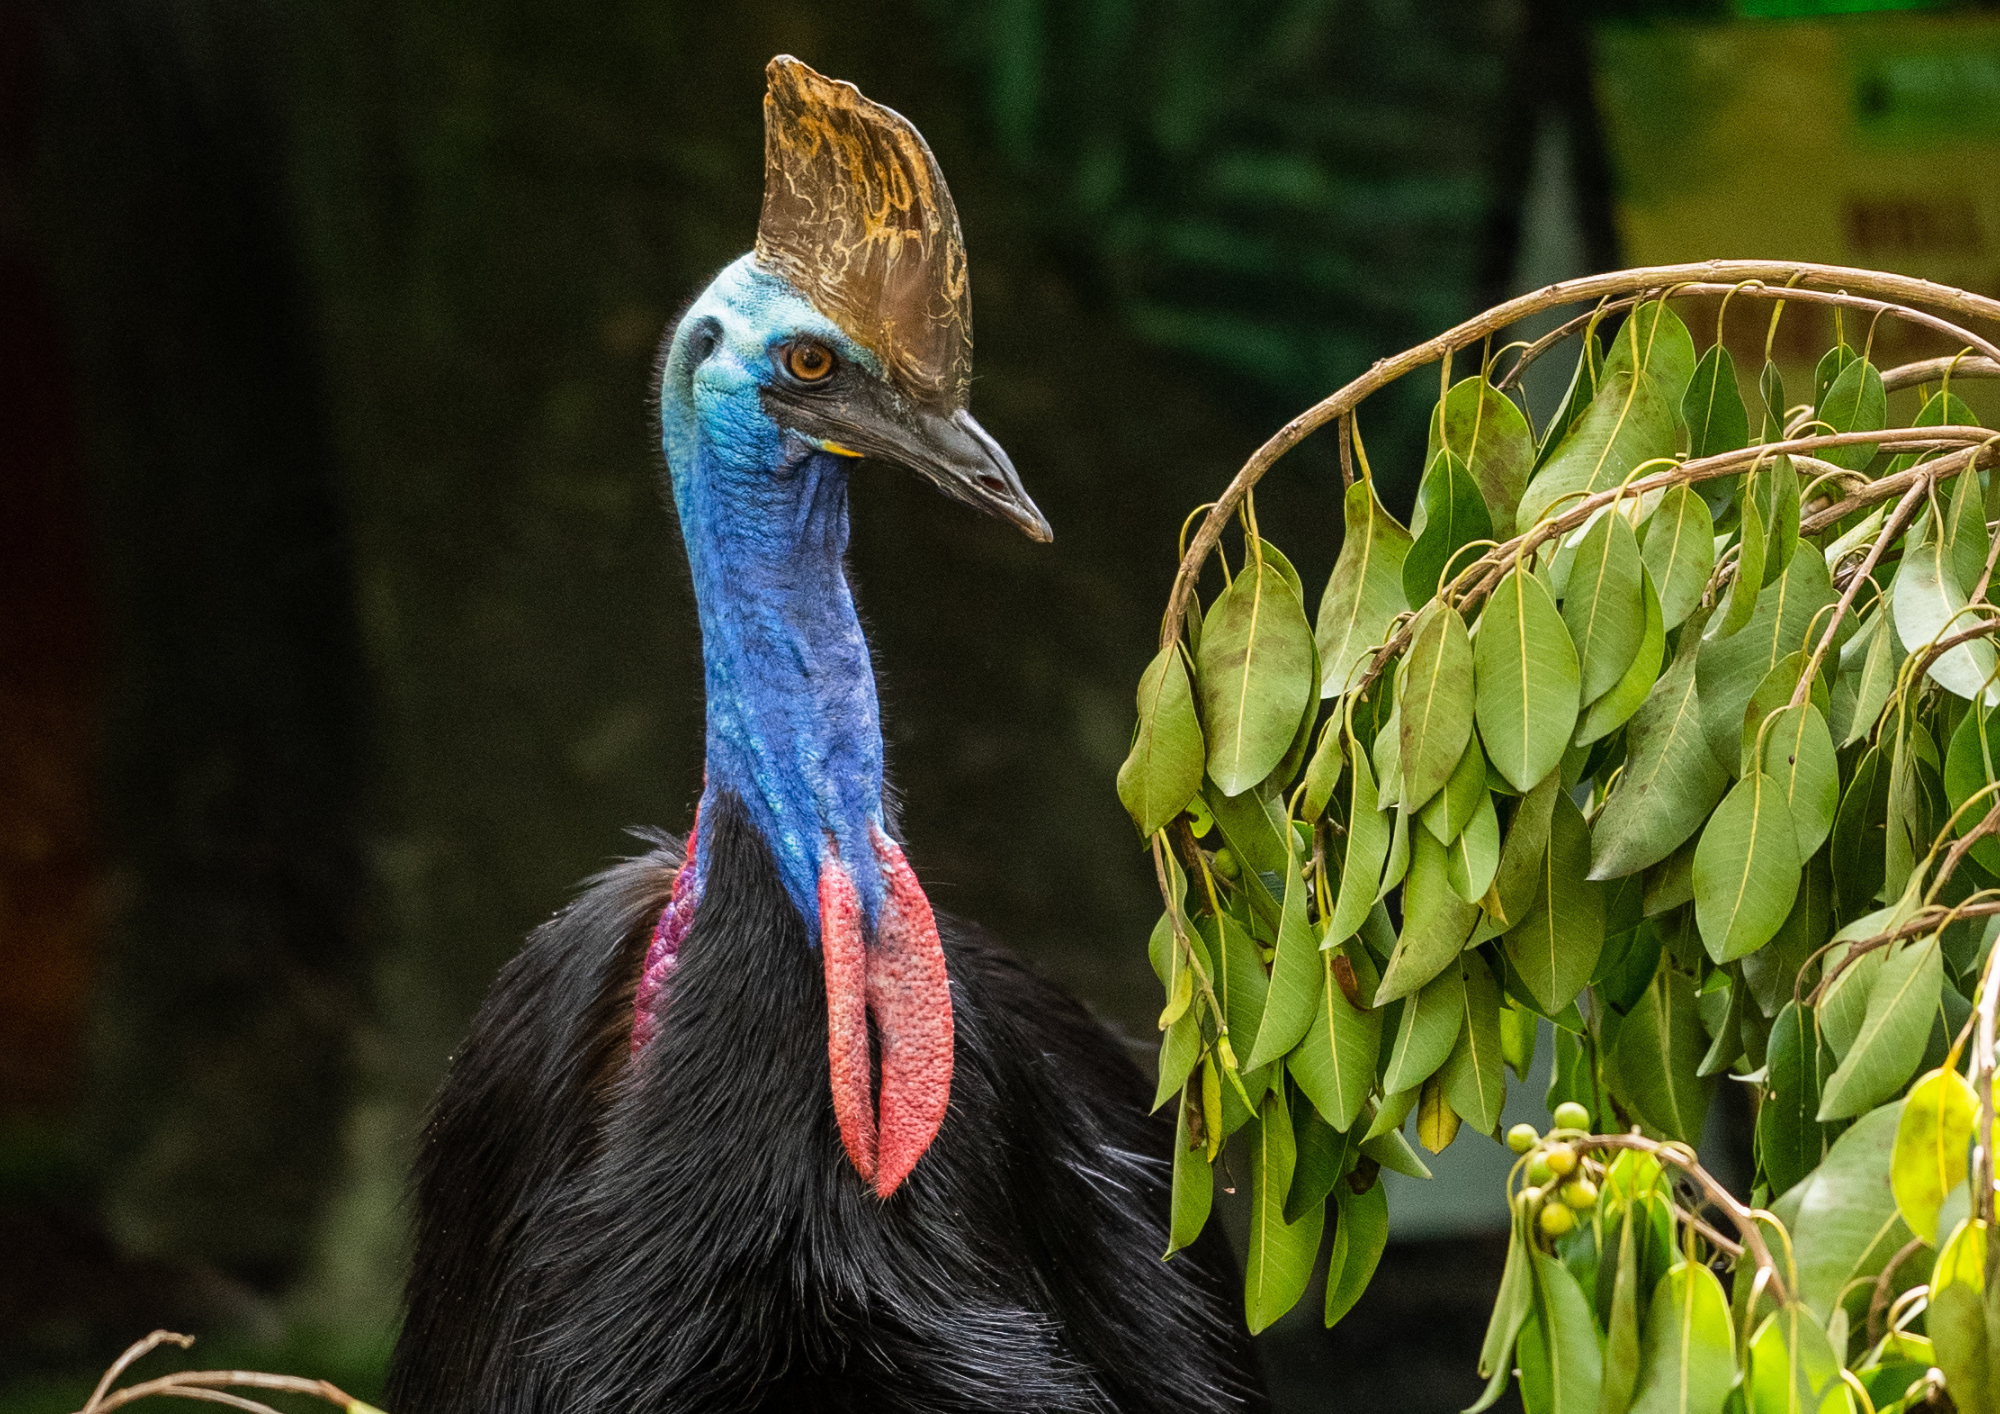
<box><xmin>819</xmin><ymin>858</ymin><xmax>877</xmax><ymax>1183</ymax></box>
<box><xmin>818</xmin><ymin>834</ymin><xmax>954</xmax><ymax>1199</ymax></box>
<box><xmin>865</xmin><ymin>827</ymin><xmax>953</xmax><ymax>1198</ymax></box>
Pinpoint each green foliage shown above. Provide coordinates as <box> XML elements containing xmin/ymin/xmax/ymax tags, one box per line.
<box><xmin>1120</xmin><ymin>268</ymin><xmax>2000</xmax><ymax>1411</ymax></box>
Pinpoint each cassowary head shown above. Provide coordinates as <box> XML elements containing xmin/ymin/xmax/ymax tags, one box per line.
<box><xmin>650</xmin><ymin>58</ymin><xmax>1046</xmax><ymax>1199</ymax></box>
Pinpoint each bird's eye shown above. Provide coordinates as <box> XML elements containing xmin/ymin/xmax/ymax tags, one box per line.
<box><xmin>783</xmin><ymin>341</ymin><xmax>836</xmax><ymax>383</ymax></box>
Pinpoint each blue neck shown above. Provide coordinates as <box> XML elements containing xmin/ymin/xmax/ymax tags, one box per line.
<box><xmin>664</xmin><ymin>397</ymin><xmax>886</xmax><ymax>938</ymax></box>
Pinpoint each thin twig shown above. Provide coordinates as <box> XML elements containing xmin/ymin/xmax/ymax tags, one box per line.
<box><xmin>1870</xmin><ymin>1236</ymin><xmax>1930</xmax><ymax>1349</ymax></box>
<box><xmin>1793</xmin><ymin>476</ymin><xmax>1933</xmax><ymax>707</ymax></box>
<box><xmin>1883</xmin><ymin>354</ymin><xmax>2000</xmax><ymax>393</ymax></box>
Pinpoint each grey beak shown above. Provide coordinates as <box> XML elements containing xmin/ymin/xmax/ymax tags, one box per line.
<box><xmin>761</xmin><ymin>378</ymin><xmax>1053</xmax><ymax>543</ymax></box>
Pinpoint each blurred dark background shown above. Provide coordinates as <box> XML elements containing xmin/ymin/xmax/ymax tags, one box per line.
<box><xmin>4</xmin><ymin>0</ymin><xmax>1996</xmax><ymax>1409</ymax></box>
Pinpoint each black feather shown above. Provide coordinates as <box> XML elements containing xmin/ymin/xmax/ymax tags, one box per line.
<box><xmin>386</xmin><ymin>794</ymin><xmax>1262</xmax><ymax>1412</ymax></box>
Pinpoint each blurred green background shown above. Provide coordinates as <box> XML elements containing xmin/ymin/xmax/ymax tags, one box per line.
<box><xmin>3</xmin><ymin>0</ymin><xmax>1996</xmax><ymax>1409</ymax></box>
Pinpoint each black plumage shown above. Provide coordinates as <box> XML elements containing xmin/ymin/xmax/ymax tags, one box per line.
<box><xmin>384</xmin><ymin>793</ymin><xmax>1265</xmax><ymax>1412</ymax></box>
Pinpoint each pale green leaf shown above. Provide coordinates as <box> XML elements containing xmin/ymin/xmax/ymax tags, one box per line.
<box><xmin>1892</xmin><ymin>1066</ymin><xmax>1977</xmax><ymax>1245</ymax></box>
<box><xmin>1325</xmin><ymin>1177</ymin><xmax>1390</xmax><ymax>1328</ymax></box>
<box><xmin>1640</xmin><ymin>485</ymin><xmax>1714</xmax><ymax>632</ymax></box>
<box><xmin>1382</xmin><ymin>960</ymin><xmax>1467</xmax><ymax>1094</ymax></box>
<box><xmin>1431</xmin><ymin>376</ymin><xmax>1535</xmax><ymax>539</ymax></box>
<box><xmin>1757</xmin><ymin>703</ymin><xmax>1838</xmax><ymax>859</ymax></box>
<box><xmin>1244</xmin><ymin>1087</ymin><xmax>1326</xmax><ymax>1333</ymax></box>
<box><xmin>1289</xmin><ymin>947</ymin><xmax>1382</xmax><ymax>1132</ymax></box>
<box><xmin>1198</xmin><ymin>545</ymin><xmax>1317</xmax><ymax>795</ymax></box>
<box><xmin>1578</xmin><ymin>569</ymin><xmax>1666</xmax><ymax>746</ymax></box>
<box><xmin>1818</xmin><ymin>937</ymin><xmax>1942</xmax><ymax>1121</ymax></box>
<box><xmin>1894</xmin><ymin>514</ymin><xmax>2000</xmax><ymax>705</ymax></box>
<box><xmin>1440</xmin><ymin>951</ymin><xmax>1506</xmax><ymax>1133</ymax></box>
<box><xmin>1517</xmin><ymin>368</ymin><xmax>1676</xmax><ymax>532</ymax></box>
<box><xmin>1505</xmin><ymin>788</ymin><xmax>1605</xmax><ymax>1014</ymax></box>
<box><xmin>1790</xmin><ymin>1102</ymin><xmax>1914</xmax><ymax>1322</ymax></box>
<box><xmin>1475</xmin><ymin>567</ymin><xmax>1581</xmax><ymax>791</ymax></box>
<box><xmin>1592</xmin><ymin>633</ymin><xmax>1729</xmax><ymax>879</ymax></box>
<box><xmin>1378</xmin><ymin>823</ymin><xmax>1481</xmax><ymax>1002</ymax></box>
<box><xmin>1400</xmin><ymin>601</ymin><xmax>1477</xmax><ymax>810</ymax></box>
<box><xmin>1117</xmin><ymin>645</ymin><xmax>1206</xmax><ymax>835</ymax></box>
<box><xmin>1627</xmin><ymin>1262</ymin><xmax>1733</xmax><ymax>1414</ymax></box>
<box><xmin>1693</xmin><ymin>771</ymin><xmax>1801</xmax><ymax>962</ymax></box>
<box><xmin>1318</xmin><ymin>479</ymin><xmax>1414</xmax><ymax>697</ymax></box>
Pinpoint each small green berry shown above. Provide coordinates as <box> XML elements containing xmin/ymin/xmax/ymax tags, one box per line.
<box><xmin>1538</xmin><ymin>1202</ymin><xmax>1575</xmax><ymax>1238</ymax></box>
<box><xmin>1552</xmin><ymin>1101</ymin><xmax>1590</xmax><ymax>1131</ymax></box>
<box><xmin>1562</xmin><ymin>1178</ymin><xmax>1599</xmax><ymax>1210</ymax></box>
<box><xmin>1526</xmin><ymin>1154</ymin><xmax>1553</xmax><ymax>1186</ymax></box>
<box><xmin>1507</xmin><ymin>1123</ymin><xmax>1540</xmax><ymax>1154</ymax></box>
<box><xmin>1516</xmin><ymin>1186</ymin><xmax>1543</xmax><ymax>1212</ymax></box>
<box><xmin>1212</xmin><ymin>847</ymin><xmax>1241</xmax><ymax>880</ymax></box>
<box><xmin>1544</xmin><ymin>1144</ymin><xmax>1578</xmax><ymax>1178</ymax></box>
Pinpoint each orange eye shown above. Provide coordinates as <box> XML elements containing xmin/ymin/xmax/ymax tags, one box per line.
<box><xmin>784</xmin><ymin>341</ymin><xmax>835</xmax><ymax>382</ymax></box>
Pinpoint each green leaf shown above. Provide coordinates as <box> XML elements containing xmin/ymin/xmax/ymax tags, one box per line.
<box><xmin>1490</xmin><ymin>768</ymin><xmax>1562</xmax><ymax>929</ymax></box>
<box><xmin>1816</xmin><ymin>356</ymin><xmax>1887</xmax><ymax>470</ymax></box>
<box><xmin>1448</xmin><ymin>790</ymin><xmax>1502</xmax><ymax>903</ymax></box>
<box><xmin>1757</xmin><ymin>358</ymin><xmax>1787</xmax><ymax>442</ymax></box>
<box><xmin>1892</xmin><ymin>1066</ymin><xmax>1977</xmax><ymax>1245</ymax></box>
<box><xmin>1693</xmin><ymin>771</ymin><xmax>1802</xmax><ymax>962</ymax></box>
<box><xmin>1117</xmin><ymin>645</ymin><xmax>1206</xmax><ymax>835</ymax></box>
<box><xmin>1751</xmin><ymin>455</ymin><xmax>1800</xmax><ymax>591</ymax></box>
<box><xmin>1518</xmin><ymin>368</ymin><xmax>1677</xmax><ymax>532</ymax></box>
<box><xmin>1473</xmin><ymin>1213</ymin><xmax>1536</xmax><ymax>1412</ymax></box>
<box><xmin>1818</xmin><ymin>937</ymin><xmax>1942</xmax><ymax>1121</ymax></box>
<box><xmin>1640</xmin><ymin>485</ymin><xmax>1715</xmax><ymax>632</ymax></box>
<box><xmin>1945</xmin><ymin>700</ymin><xmax>2000</xmax><ymax>875</ymax></box>
<box><xmin>1423</xmin><ymin>733</ymin><xmax>1491</xmax><ymax>844</ymax></box>
<box><xmin>1682</xmin><ymin>343</ymin><xmax>1748</xmax><ymax>460</ymax></box>
<box><xmin>1290</xmin><ymin>947</ymin><xmax>1382</xmax><ymax>1131</ymax></box>
<box><xmin>1432</xmin><ymin>377</ymin><xmax>1535</xmax><ymax>540</ymax></box>
<box><xmin>1579</xmin><ymin>572</ymin><xmax>1666</xmax><ymax>748</ymax></box>
<box><xmin>1893</xmin><ymin>512</ymin><xmax>1999</xmax><ymax>705</ymax></box>
<box><xmin>1757</xmin><ymin>704</ymin><xmax>1838</xmax><ymax>860</ymax></box>
<box><xmin>1359</xmin><ymin>1122</ymin><xmax>1432</xmax><ymax>1179</ymax></box>
<box><xmin>1286</xmin><ymin>1099</ymin><xmax>1349</xmax><ymax>1225</ymax></box>
<box><xmin>1757</xmin><ymin>1001</ymin><xmax>1827</xmax><ymax>1200</ymax></box>
<box><xmin>1301</xmin><ymin>724</ymin><xmax>1345</xmax><ymax>822</ymax></box>
<box><xmin>1325</xmin><ymin>1177</ymin><xmax>1389</xmax><ymax>1328</ymax></box>
<box><xmin>1327</xmin><ymin>735</ymin><xmax>1391</xmax><ymax>945</ymax></box>
<box><xmin>1505</xmin><ymin>788</ymin><xmax>1606</xmax><ymax>1014</ymax></box>
<box><xmin>1382</xmin><ymin>960</ymin><xmax>1467</xmax><ymax>1094</ymax></box>
<box><xmin>1697</xmin><ymin>543</ymin><xmax>1837</xmax><ymax>778</ymax></box>
<box><xmin>1244</xmin><ymin>1087</ymin><xmax>1326</xmax><ymax>1333</ymax></box>
<box><xmin>1168</xmin><ymin>1092</ymin><xmax>1212</xmax><ymax>1255</ymax></box>
<box><xmin>1400</xmin><ymin>601</ymin><xmax>1478</xmax><ymax>811</ymax></box>
<box><xmin>1602</xmin><ymin>301</ymin><xmax>1697</xmax><ymax>415</ymax></box>
<box><xmin>1598</xmin><ymin>1211</ymin><xmax>1643</xmax><ymax>1414</ymax></box>
<box><xmin>1440</xmin><ymin>950</ymin><xmax>1506</xmax><ymax>1133</ymax></box>
<box><xmin>1405</xmin><ymin>449</ymin><xmax>1495</xmax><ymax>604</ymax></box>
<box><xmin>1820</xmin><ymin>944</ymin><xmax>1884</xmax><ymax>1063</ymax></box>
<box><xmin>1628</xmin><ymin>1262</ymin><xmax>1734</xmax><ymax>1414</ymax></box>
<box><xmin>1592</xmin><ymin>632</ymin><xmax>1729</xmax><ymax>879</ymax></box>
<box><xmin>1789</xmin><ymin>1101</ymin><xmax>1914</xmax><ymax>1322</ymax></box>
<box><xmin>1318</xmin><ymin>479</ymin><xmax>1414</xmax><ymax>698</ymax></box>
<box><xmin>1842</xmin><ymin>602</ymin><xmax>1903</xmax><ymax>749</ymax></box>
<box><xmin>1714</xmin><ymin>473</ymin><xmax>1766</xmax><ymax>640</ymax></box>
<box><xmin>1945</xmin><ymin>460</ymin><xmax>1991</xmax><ymax>603</ymax></box>
<box><xmin>1202</xmin><ymin>911</ymin><xmax>1269</xmax><ymax>1079</ymax></box>
<box><xmin>1198</xmin><ymin>543</ymin><xmax>1317</xmax><ymax>795</ymax></box>
<box><xmin>1609</xmin><ymin>969</ymin><xmax>1711</xmax><ymax>1144</ymax></box>
<box><xmin>1830</xmin><ymin>747</ymin><xmax>1891</xmax><ymax>916</ymax></box>
<box><xmin>1531</xmin><ymin>1249</ymin><xmax>1606</xmax><ymax>1414</ymax></box>
<box><xmin>1928</xmin><ymin>1217</ymin><xmax>1990</xmax><ymax>1414</ymax></box>
<box><xmin>1746</xmin><ymin>1303</ymin><xmax>1844</xmax><ymax>1414</ymax></box>
<box><xmin>1564</xmin><ymin>509</ymin><xmax>1648</xmax><ymax>707</ymax></box>
<box><xmin>1475</xmin><ymin>566</ymin><xmax>1582</xmax><ymax>791</ymax></box>
<box><xmin>1246</xmin><ymin>860</ymin><xmax>1322</xmax><ymax>1071</ymax></box>
<box><xmin>1416</xmin><ymin>1071</ymin><xmax>1461</xmax><ymax>1153</ymax></box>
<box><xmin>1379</xmin><ymin>818</ymin><xmax>1482</xmax><ymax>1003</ymax></box>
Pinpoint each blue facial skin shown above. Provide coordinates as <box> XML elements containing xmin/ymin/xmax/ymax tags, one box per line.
<box><xmin>659</xmin><ymin>255</ymin><xmax>891</xmax><ymax>939</ymax></box>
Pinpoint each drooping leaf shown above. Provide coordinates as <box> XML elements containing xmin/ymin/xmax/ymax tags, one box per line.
<box><xmin>1816</xmin><ymin>355</ymin><xmax>1887</xmax><ymax>470</ymax></box>
<box><xmin>1199</xmin><ymin>543</ymin><xmax>1317</xmax><ymax>795</ymax></box>
<box><xmin>1944</xmin><ymin>699</ymin><xmax>2000</xmax><ymax>875</ymax></box>
<box><xmin>1583</xmin><ymin>583</ymin><xmax>1667</xmax><ymax>758</ymax></box>
<box><xmin>1506</xmin><ymin>788</ymin><xmax>1605</xmax><ymax>1015</ymax></box>
<box><xmin>1431</xmin><ymin>376</ymin><xmax>1535</xmax><ymax>539</ymax></box>
<box><xmin>1830</xmin><ymin>747</ymin><xmax>1891</xmax><ymax>917</ymax></box>
<box><xmin>1746</xmin><ymin>1302</ymin><xmax>1845</xmax><ymax>1414</ymax></box>
<box><xmin>1602</xmin><ymin>302</ymin><xmax>1697</xmax><ymax>413</ymax></box>
<box><xmin>1472</xmin><ymin>1212</ymin><xmax>1536</xmax><ymax>1412</ymax></box>
<box><xmin>1475</xmin><ymin>566</ymin><xmax>1582</xmax><ymax>792</ymax></box>
<box><xmin>1842</xmin><ymin>601</ymin><xmax>1903</xmax><ymax>748</ymax></box>
<box><xmin>1692</xmin><ymin>771</ymin><xmax>1801</xmax><ymax>963</ymax></box>
<box><xmin>1118</xmin><ymin>645</ymin><xmax>1206</xmax><ymax>835</ymax></box>
<box><xmin>1324</xmin><ymin>1177</ymin><xmax>1390</xmax><ymax>1329</ymax></box>
<box><xmin>1245</xmin><ymin>856</ymin><xmax>1322</xmax><ymax>1070</ymax></box>
<box><xmin>1381</xmin><ymin>959</ymin><xmax>1467</xmax><ymax>1095</ymax></box>
<box><xmin>1598</xmin><ymin>1209</ymin><xmax>1643</xmax><ymax>1414</ymax></box>
<box><xmin>1609</xmin><ymin>969</ymin><xmax>1711</xmax><ymax>1144</ymax></box>
<box><xmin>1820</xmin><ymin>944</ymin><xmax>1884</xmax><ymax>1063</ymax></box>
<box><xmin>1696</xmin><ymin>543</ymin><xmax>1837</xmax><ymax>777</ymax></box>
<box><xmin>1593</xmin><ymin>632</ymin><xmax>1729</xmax><ymax>879</ymax></box>
<box><xmin>1817</xmin><ymin>937</ymin><xmax>1942</xmax><ymax>1121</ymax></box>
<box><xmin>1289</xmin><ymin>947</ymin><xmax>1382</xmax><ymax>1133</ymax></box>
<box><xmin>1202</xmin><ymin>911</ymin><xmax>1268</xmax><ymax>1091</ymax></box>
<box><xmin>1318</xmin><ymin>478</ymin><xmax>1414</xmax><ymax>697</ymax></box>
<box><xmin>1529</xmin><ymin>1249</ymin><xmax>1605</xmax><ymax>1414</ymax></box>
<box><xmin>1757</xmin><ymin>1001</ymin><xmax>1826</xmax><ymax>1200</ymax></box>
<box><xmin>1244</xmin><ymin>1087</ymin><xmax>1326</xmax><ymax>1333</ymax></box>
<box><xmin>1756</xmin><ymin>358</ymin><xmax>1787</xmax><ymax>442</ymax></box>
<box><xmin>1168</xmin><ymin>1092</ymin><xmax>1212</xmax><ymax>1256</ymax></box>
<box><xmin>1400</xmin><ymin>601</ymin><xmax>1477</xmax><ymax>811</ymax></box>
<box><xmin>1757</xmin><ymin>703</ymin><xmax>1839</xmax><ymax>860</ymax></box>
<box><xmin>1564</xmin><ymin>508</ymin><xmax>1648</xmax><ymax>707</ymax></box>
<box><xmin>1285</xmin><ymin>1101</ymin><xmax>1349</xmax><ymax>1226</ymax></box>
<box><xmin>1893</xmin><ymin>512</ymin><xmax>2000</xmax><ymax>705</ymax></box>
<box><xmin>1682</xmin><ymin>343</ymin><xmax>1748</xmax><ymax>461</ymax></box>
<box><xmin>1639</xmin><ymin>485</ymin><xmax>1715</xmax><ymax>632</ymax></box>
<box><xmin>1627</xmin><ymin>1262</ymin><xmax>1734</xmax><ymax>1414</ymax></box>
<box><xmin>1489</xmin><ymin>768</ymin><xmax>1561</xmax><ymax>929</ymax></box>
<box><xmin>1714</xmin><ymin>472</ymin><xmax>1766</xmax><ymax>639</ymax></box>
<box><xmin>1300</xmin><ymin>724</ymin><xmax>1345</xmax><ymax>821</ymax></box>
<box><xmin>1750</xmin><ymin>454</ymin><xmax>1800</xmax><ymax>590</ymax></box>
<box><xmin>1789</xmin><ymin>1101</ymin><xmax>1914</xmax><ymax>1322</ymax></box>
<box><xmin>1892</xmin><ymin>1066</ymin><xmax>1977</xmax><ymax>1244</ymax></box>
<box><xmin>1928</xmin><ymin>1217</ymin><xmax>1990</xmax><ymax>1414</ymax></box>
<box><xmin>1416</xmin><ymin>1072</ymin><xmax>1461</xmax><ymax>1153</ymax></box>
<box><xmin>1440</xmin><ymin>951</ymin><xmax>1506</xmax><ymax>1134</ymax></box>
<box><xmin>1378</xmin><ymin>821</ymin><xmax>1481</xmax><ymax>1003</ymax></box>
<box><xmin>1422</xmin><ymin>733</ymin><xmax>1490</xmax><ymax>844</ymax></box>
<box><xmin>1405</xmin><ymin>449</ymin><xmax>1494</xmax><ymax>604</ymax></box>
<box><xmin>1327</xmin><ymin>734</ymin><xmax>1391</xmax><ymax>945</ymax></box>
<box><xmin>1517</xmin><ymin>368</ymin><xmax>1677</xmax><ymax>532</ymax></box>
<box><xmin>1447</xmin><ymin>790</ymin><xmax>1502</xmax><ymax>903</ymax></box>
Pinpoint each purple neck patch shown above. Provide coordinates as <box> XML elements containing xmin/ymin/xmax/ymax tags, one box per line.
<box><xmin>631</xmin><ymin>811</ymin><xmax>704</xmax><ymax>1054</ymax></box>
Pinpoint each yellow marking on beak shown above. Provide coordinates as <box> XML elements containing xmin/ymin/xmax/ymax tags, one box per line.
<box><xmin>821</xmin><ymin>441</ymin><xmax>863</xmax><ymax>458</ymax></box>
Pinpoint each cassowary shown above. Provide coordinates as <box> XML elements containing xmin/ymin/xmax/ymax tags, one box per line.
<box><xmin>384</xmin><ymin>56</ymin><xmax>1263</xmax><ymax>1414</ymax></box>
